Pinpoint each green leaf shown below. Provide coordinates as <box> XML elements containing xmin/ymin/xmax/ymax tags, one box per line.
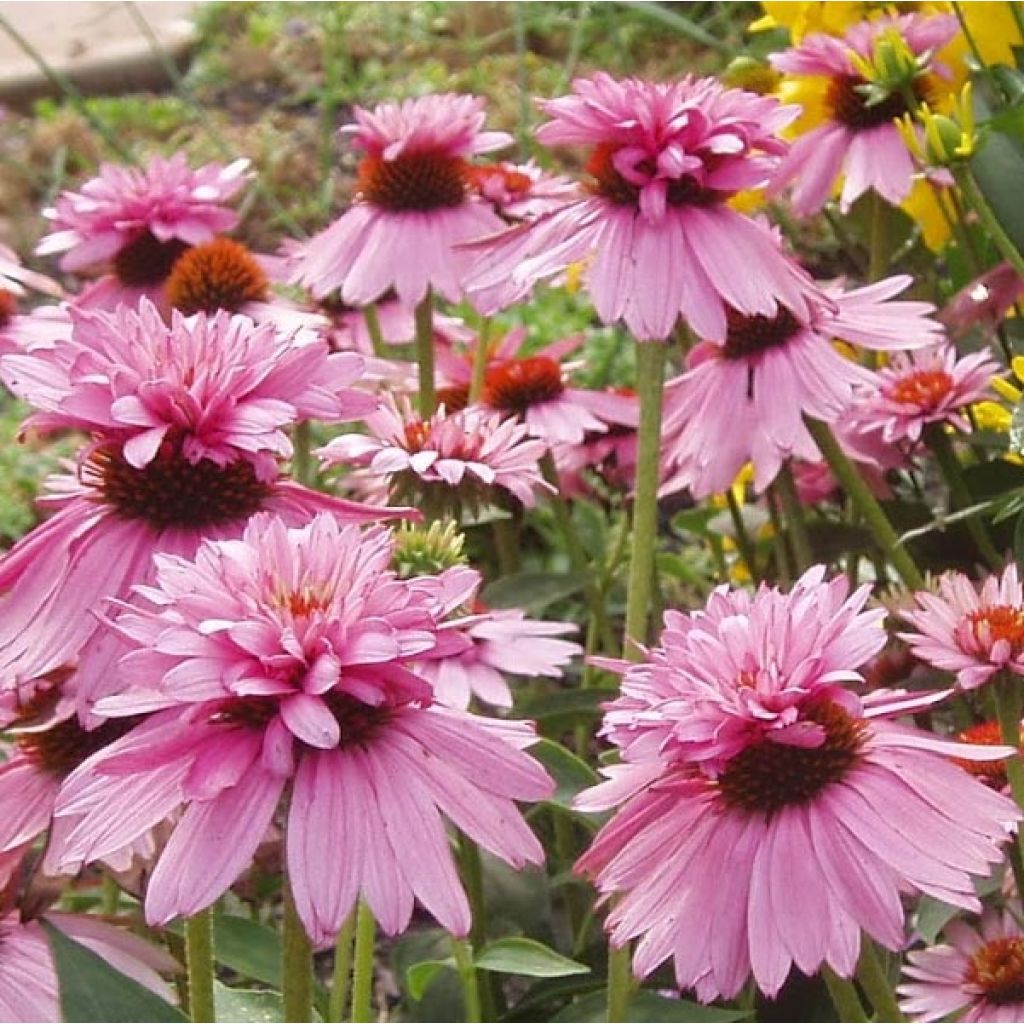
<box><xmin>622</xmin><ymin>0</ymin><xmax>732</xmax><ymax>52</ymax></box>
<box><xmin>518</xmin><ymin>687</ymin><xmax>618</xmax><ymax>727</ymax></box>
<box><xmin>211</xmin><ymin>915</ymin><xmax>283</xmax><ymax>989</ymax></box>
<box><xmin>483</xmin><ymin>571</ymin><xmax>592</xmax><ymax>612</ymax></box>
<box><xmin>406</xmin><ymin>958</ymin><xmax>456</xmax><ymax>1001</ymax></box>
<box><xmin>214</xmin><ymin>983</ymin><xmax>286</xmax><ymax>1023</ymax></box>
<box><xmin>552</xmin><ymin>989</ymin><xmax>750</xmax><ymax>1022</ymax></box>
<box><xmin>43</xmin><ymin>921</ymin><xmax>186</xmax><ymax>1023</ymax></box>
<box><xmin>972</xmin><ymin>89</ymin><xmax>1024</xmax><ymax>255</ymax></box>
<box><xmin>1014</xmin><ymin>509</ymin><xmax>1024</xmax><ymax>566</ymax></box>
<box><xmin>915</xmin><ymin>896</ymin><xmax>961</xmax><ymax>945</ymax></box>
<box><xmin>475</xmin><ymin>937</ymin><xmax>589</xmax><ymax>978</ymax></box>
<box><xmin>529</xmin><ymin>738</ymin><xmax>599</xmax><ymax>808</ymax></box>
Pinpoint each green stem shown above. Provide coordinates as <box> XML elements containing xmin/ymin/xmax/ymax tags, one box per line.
<box><xmin>414</xmin><ymin>288</ymin><xmax>437</xmax><ymax>418</ymax></box>
<box><xmin>350</xmin><ymin>901</ymin><xmax>376</xmax><ymax>1024</ymax></box>
<box><xmin>101</xmin><ymin>875</ymin><xmax>121</xmax><ymax>916</ymax></box>
<box><xmin>993</xmin><ymin>678</ymin><xmax>1024</xmax><ymax>892</ymax></box>
<box><xmin>925</xmin><ymin>424</ymin><xmax>1002</xmax><ymax>569</ymax></box>
<box><xmin>856</xmin><ymin>941</ymin><xmax>903</xmax><ymax>1022</ymax></box>
<box><xmin>805</xmin><ymin>416</ymin><xmax>926</xmax><ymax>590</ymax></box>
<box><xmin>452</xmin><ymin>938</ymin><xmax>483</xmax><ymax>1023</ymax></box>
<box><xmin>868</xmin><ymin>191</ymin><xmax>892</xmax><ymax>282</ymax></box>
<box><xmin>765</xmin><ymin>488</ymin><xmax>791</xmax><ymax>587</ymax></box>
<box><xmin>457</xmin><ymin>835</ymin><xmax>498</xmax><ymax>1021</ymax></box>
<box><xmin>293</xmin><ymin>421</ymin><xmax>315</xmax><ymax>487</ymax></box>
<box><xmin>492</xmin><ymin>517</ymin><xmax>520</xmax><ymax>575</ymax></box>
<box><xmin>469</xmin><ymin>322</ymin><xmax>491</xmax><ymax>404</ymax></box>
<box><xmin>955</xmin><ymin>166</ymin><xmax>1024</xmax><ymax>279</ymax></box>
<box><xmin>541</xmin><ymin>453</ymin><xmax>615</xmax><ymax>654</ymax></box>
<box><xmin>606</xmin><ymin>939</ymin><xmax>634</xmax><ymax>1023</ymax></box>
<box><xmin>327</xmin><ymin>912</ymin><xmax>356</xmax><ymax>1023</ymax></box>
<box><xmin>775</xmin><ymin>463</ymin><xmax>813</xmax><ymax>573</ymax></box>
<box><xmin>623</xmin><ymin>342</ymin><xmax>667</xmax><ymax>656</ymax></box>
<box><xmin>726</xmin><ymin>488</ymin><xmax>759</xmax><ymax>583</ymax></box>
<box><xmin>184</xmin><ymin>910</ymin><xmax>215</xmax><ymax>1024</ymax></box>
<box><xmin>363</xmin><ymin>305</ymin><xmax>386</xmax><ymax>358</ymax></box>
<box><xmin>282</xmin><ymin>885</ymin><xmax>313</xmax><ymax>1024</ymax></box>
<box><xmin>822</xmin><ymin>965</ymin><xmax>869</xmax><ymax>1023</ymax></box>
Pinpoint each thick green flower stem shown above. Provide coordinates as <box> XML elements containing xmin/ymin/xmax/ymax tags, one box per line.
<box><xmin>925</xmin><ymin>425</ymin><xmax>1002</xmax><ymax>570</ymax></box>
<box><xmin>458</xmin><ymin>834</ymin><xmax>499</xmax><ymax>1021</ymax></box>
<box><xmin>293</xmin><ymin>421</ymin><xmax>315</xmax><ymax>487</ymax></box>
<box><xmin>327</xmin><ymin>912</ymin><xmax>357</xmax><ymax>1023</ymax></box>
<box><xmin>540</xmin><ymin>453</ymin><xmax>615</xmax><ymax>655</ymax></box>
<box><xmin>283</xmin><ymin>886</ymin><xmax>314</xmax><ymax>1023</ymax></box>
<box><xmin>775</xmin><ymin>463</ymin><xmax>813</xmax><ymax>573</ymax></box>
<box><xmin>856</xmin><ymin>941</ymin><xmax>904</xmax><ymax>1022</ymax></box>
<box><xmin>868</xmin><ymin>192</ymin><xmax>892</xmax><ymax>282</ymax></box>
<box><xmin>804</xmin><ymin>416</ymin><xmax>926</xmax><ymax>591</ymax></box>
<box><xmin>822</xmin><ymin>966</ymin><xmax>869</xmax><ymax>1023</ymax></box>
<box><xmin>184</xmin><ymin>909</ymin><xmax>216</xmax><ymax>1023</ymax></box>
<box><xmin>363</xmin><ymin>305</ymin><xmax>386</xmax><ymax>358</ymax></box>
<box><xmin>607</xmin><ymin>340</ymin><xmax>668</xmax><ymax>1022</ymax></box>
<box><xmin>606</xmin><ymin>937</ymin><xmax>635</xmax><ymax>1024</ymax></box>
<box><xmin>468</xmin><ymin>320</ymin><xmax>491</xmax><ymax>404</ymax></box>
<box><xmin>954</xmin><ymin>166</ymin><xmax>1024</xmax><ymax>279</ymax></box>
<box><xmin>623</xmin><ymin>341</ymin><xmax>668</xmax><ymax>655</ymax></box>
<box><xmin>414</xmin><ymin>288</ymin><xmax>437</xmax><ymax>418</ymax></box>
<box><xmin>993</xmin><ymin>677</ymin><xmax>1024</xmax><ymax>888</ymax></box>
<box><xmin>726</xmin><ymin>488</ymin><xmax>760</xmax><ymax>583</ymax></box>
<box><xmin>452</xmin><ymin>938</ymin><xmax>483</xmax><ymax>1023</ymax></box>
<box><xmin>350</xmin><ymin>901</ymin><xmax>377</xmax><ymax>1024</ymax></box>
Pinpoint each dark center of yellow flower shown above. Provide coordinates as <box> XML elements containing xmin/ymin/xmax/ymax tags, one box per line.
<box><xmin>483</xmin><ymin>355</ymin><xmax>565</xmax><ymax>414</ymax></box>
<box><xmin>113</xmin><ymin>230</ymin><xmax>190</xmax><ymax>287</ymax></box>
<box><xmin>87</xmin><ymin>446</ymin><xmax>273</xmax><ymax>529</ymax></box>
<box><xmin>165</xmin><ymin>237</ymin><xmax>269</xmax><ymax>315</ymax></box>
<box><xmin>716</xmin><ymin>700</ymin><xmax>866</xmax><ymax>815</ymax></box>
<box><xmin>827</xmin><ymin>74</ymin><xmax>918</xmax><ymax>130</ymax></box>
<box><xmin>586</xmin><ymin>142</ymin><xmax>726</xmax><ymax>209</ymax></box>
<box><xmin>357</xmin><ymin>151</ymin><xmax>469</xmax><ymax>212</ymax></box>
<box><xmin>721</xmin><ymin>307</ymin><xmax>802</xmax><ymax>360</ymax></box>
<box><xmin>966</xmin><ymin>937</ymin><xmax>1024</xmax><ymax>1004</ymax></box>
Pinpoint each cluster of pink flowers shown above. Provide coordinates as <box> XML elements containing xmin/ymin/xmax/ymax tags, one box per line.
<box><xmin>4</xmin><ymin>9</ymin><xmax>1024</xmax><ymax>1019</ymax></box>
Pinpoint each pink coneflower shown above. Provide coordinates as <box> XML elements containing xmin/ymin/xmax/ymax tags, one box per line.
<box><xmin>0</xmin><ymin>244</ymin><xmax>66</xmax><ymax>355</ymax></box>
<box><xmin>163</xmin><ymin>236</ymin><xmax>327</xmax><ymax>332</ymax></box>
<box><xmin>467</xmin><ymin>159</ymin><xmax>578</xmax><ymax>220</ymax></box>
<box><xmin>0</xmin><ymin>680</ymin><xmax>145</xmax><ymax>869</ymax></box>
<box><xmin>900</xmin><ymin>566</ymin><xmax>1024</xmax><ymax>690</ymax></box>
<box><xmin>0</xmin><ymin>909</ymin><xmax>176</xmax><ymax>1020</ymax></box>
<box><xmin>290</xmin><ymin>94</ymin><xmax>510</xmax><ymax>306</ymax></box>
<box><xmin>436</xmin><ymin>328</ymin><xmax>637</xmax><ymax>445</ymax></box>
<box><xmin>660</xmin><ymin>275</ymin><xmax>942</xmax><ymax>496</ymax></box>
<box><xmin>769</xmin><ymin>14</ymin><xmax>960</xmax><ymax>215</ymax></box>
<box><xmin>318</xmin><ymin>394</ymin><xmax>553</xmax><ymax>513</ymax></box>
<box><xmin>849</xmin><ymin>344</ymin><xmax>997</xmax><ymax>446</ymax></box>
<box><xmin>416</xmin><ymin>570</ymin><xmax>581</xmax><ymax>709</ymax></box>
<box><xmin>51</xmin><ymin>514</ymin><xmax>553</xmax><ymax>945</ymax></box>
<box><xmin>36</xmin><ymin>154</ymin><xmax>251</xmax><ymax>310</ymax></box>
<box><xmin>464</xmin><ymin>73</ymin><xmax>822</xmax><ymax>341</ymax></box>
<box><xmin>899</xmin><ymin>910</ymin><xmax>1024</xmax><ymax>1022</ymax></box>
<box><xmin>0</xmin><ymin>301</ymin><xmax>393</xmax><ymax>718</ymax></box>
<box><xmin>575</xmin><ymin>566</ymin><xmax>1019</xmax><ymax>1002</ymax></box>
<box><xmin>943</xmin><ymin>263</ymin><xmax>1024</xmax><ymax>338</ymax></box>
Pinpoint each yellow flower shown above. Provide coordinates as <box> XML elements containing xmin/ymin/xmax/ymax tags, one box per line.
<box><xmin>973</xmin><ymin>400</ymin><xmax>1011</xmax><ymax>433</ymax></box>
<box><xmin>750</xmin><ymin>2</ymin><xmax>867</xmax><ymax>41</ymax></box>
<box><xmin>753</xmin><ymin>0</ymin><xmax>1021</xmax><ymax>68</ymax></box>
<box><xmin>900</xmin><ymin>174</ymin><xmax>955</xmax><ymax>252</ymax></box>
